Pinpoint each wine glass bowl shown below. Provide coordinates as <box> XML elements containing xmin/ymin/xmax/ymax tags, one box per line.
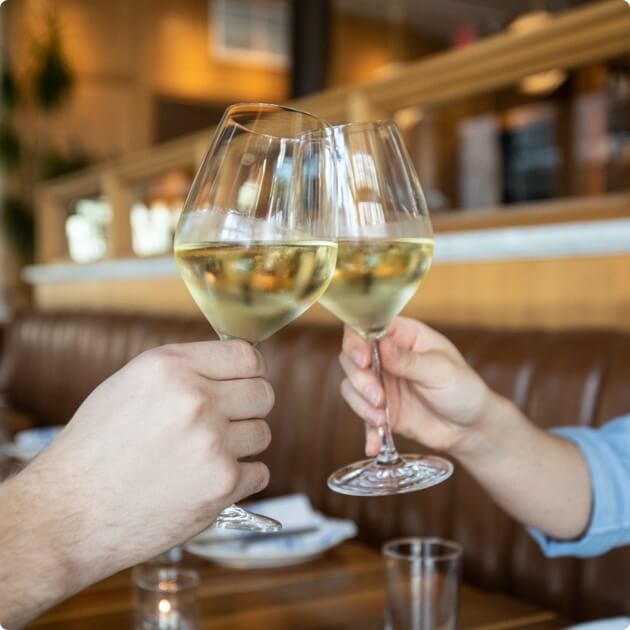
<box><xmin>176</xmin><ymin>103</ymin><xmax>337</xmax><ymax>346</ymax></box>
<box><xmin>318</xmin><ymin>121</ymin><xmax>454</xmax><ymax>496</ymax></box>
<box><xmin>174</xmin><ymin>103</ymin><xmax>337</xmax><ymax>529</ymax></box>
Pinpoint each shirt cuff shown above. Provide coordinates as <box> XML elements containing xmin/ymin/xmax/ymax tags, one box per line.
<box><xmin>528</xmin><ymin>425</ymin><xmax>625</xmax><ymax>558</ymax></box>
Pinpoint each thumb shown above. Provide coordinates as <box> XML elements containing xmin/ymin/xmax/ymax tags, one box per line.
<box><xmin>380</xmin><ymin>337</ymin><xmax>451</xmax><ymax>389</ymax></box>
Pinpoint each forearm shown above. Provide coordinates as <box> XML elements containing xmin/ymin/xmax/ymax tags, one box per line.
<box><xmin>0</xmin><ymin>464</ymin><xmax>98</xmax><ymax>628</ymax></box>
<box><xmin>456</xmin><ymin>395</ymin><xmax>592</xmax><ymax>540</ymax></box>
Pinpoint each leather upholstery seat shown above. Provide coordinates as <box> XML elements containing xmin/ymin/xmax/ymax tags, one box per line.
<box><xmin>1</xmin><ymin>310</ymin><xmax>628</xmax><ymax>619</ymax></box>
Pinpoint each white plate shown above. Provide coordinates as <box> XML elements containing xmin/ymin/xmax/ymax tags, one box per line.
<box><xmin>185</xmin><ymin>543</ymin><xmax>325</xmax><ymax>569</ymax></box>
<box><xmin>185</xmin><ymin>494</ymin><xmax>357</xmax><ymax>570</ymax></box>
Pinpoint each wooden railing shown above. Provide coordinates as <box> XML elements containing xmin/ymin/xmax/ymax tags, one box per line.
<box><xmin>34</xmin><ymin>0</ymin><xmax>630</xmax><ymax>265</ymax></box>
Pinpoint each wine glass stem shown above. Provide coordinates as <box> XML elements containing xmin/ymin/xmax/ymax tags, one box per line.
<box><xmin>371</xmin><ymin>340</ymin><xmax>402</xmax><ymax>466</ymax></box>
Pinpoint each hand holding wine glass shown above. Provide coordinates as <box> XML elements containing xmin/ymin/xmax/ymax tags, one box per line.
<box><xmin>339</xmin><ymin>318</ymin><xmax>494</xmax><ymax>459</ymax></box>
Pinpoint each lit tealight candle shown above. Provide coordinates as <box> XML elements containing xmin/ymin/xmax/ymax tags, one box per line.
<box><xmin>157</xmin><ymin>597</ymin><xmax>180</xmax><ymax>629</ymax></box>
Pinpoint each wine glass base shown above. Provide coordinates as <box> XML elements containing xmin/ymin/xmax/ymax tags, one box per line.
<box><xmin>214</xmin><ymin>505</ymin><xmax>282</xmax><ymax>532</ymax></box>
<box><xmin>327</xmin><ymin>454</ymin><xmax>453</xmax><ymax>496</ymax></box>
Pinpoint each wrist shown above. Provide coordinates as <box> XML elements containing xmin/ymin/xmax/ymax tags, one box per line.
<box><xmin>451</xmin><ymin>392</ymin><xmax>526</xmax><ymax>467</ymax></box>
<box><xmin>21</xmin><ymin>454</ymin><xmax>109</xmax><ymax>592</ymax></box>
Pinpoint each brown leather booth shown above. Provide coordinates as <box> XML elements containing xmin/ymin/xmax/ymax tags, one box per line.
<box><xmin>1</xmin><ymin>310</ymin><xmax>628</xmax><ymax>620</ymax></box>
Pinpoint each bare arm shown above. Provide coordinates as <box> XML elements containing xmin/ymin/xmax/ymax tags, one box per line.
<box><xmin>339</xmin><ymin>318</ymin><xmax>592</xmax><ymax>540</ymax></box>
<box><xmin>455</xmin><ymin>393</ymin><xmax>591</xmax><ymax>538</ymax></box>
<box><xmin>0</xmin><ymin>340</ymin><xmax>273</xmax><ymax>628</ymax></box>
<box><xmin>0</xmin><ymin>466</ymin><xmax>93</xmax><ymax>627</ymax></box>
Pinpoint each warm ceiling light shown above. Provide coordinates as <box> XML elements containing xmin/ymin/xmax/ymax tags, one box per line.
<box><xmin>374</xmin><ymin>61</ymin><xmax>405</xmax><ymax>79</ymax></box>
<box><xmin>510</xmin><ymin>10</ymin><xmax>567</xmax><ymax>95</ymax></box>
<box><xmin>394</xmin><ymin>105</ymin><xmax>424</xmax><ymax>129</ymax></box>
<box><xmin>520</xmin><ymin>69</ymin><xmax>567</xmax><ymax>95</ymax></box>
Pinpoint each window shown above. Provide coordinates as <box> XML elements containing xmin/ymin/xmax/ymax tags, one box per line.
<box><xmin>65</xmin><ymin>199</ymin><xmax>111</xmax><ymax>263</ymax></box>
<box><xmin>213</xmin><ymin>0</ymin><xmax>290</xmax><ymax>67</ymax></box>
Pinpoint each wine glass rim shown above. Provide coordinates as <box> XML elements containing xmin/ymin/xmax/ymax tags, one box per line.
<box><xmin>382</xmin><ymin>537</ymin><xmax>463</xmax><ymax>562</ymax></box>
<box><xmin>333</xmin><ymin>120</ymin><xmax>396</xmax><ymax>133</ymax></box>
<box><xmin>223</xmin><ymin>102</ymin><xmax>328</xmax><ymax>139</ymax></box>
<box><xmin>303</xmin><ymin>120</ymin><xmax>397</xmax><ymax>138</ymax></box>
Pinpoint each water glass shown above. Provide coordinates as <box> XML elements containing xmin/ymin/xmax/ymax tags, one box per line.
<box><xmin>134</xmin><ymin>565</ymin><xmax>200</xmax><ymax>630</ymax></box>
<box><xmin>383</xmin><ymin>537</ymin><xmax>462</xmax><ymax>630</ymax></box>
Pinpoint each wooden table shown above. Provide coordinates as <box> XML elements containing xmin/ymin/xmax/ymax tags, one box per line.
<box><xmin>29</xmin><ymin>542</ymin><xmax>566</xmax><ymax>630</ymax></box>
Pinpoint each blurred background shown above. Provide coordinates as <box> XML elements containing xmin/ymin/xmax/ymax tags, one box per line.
<box><xmin>1</xmin><ymin>2</ymin><xmax>630</xmax><ymax>624</ymax></box>
<box><xmin>0</xmin><ymin>0</ymin><xmax>629</xmax><ymax>321</ymax></box>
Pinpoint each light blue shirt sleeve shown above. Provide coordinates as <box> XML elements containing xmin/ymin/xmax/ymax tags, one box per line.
<box><xmin>529</xmin><ymin>415</ymin><xmax>630</xmax><ymax>558</ymax></box>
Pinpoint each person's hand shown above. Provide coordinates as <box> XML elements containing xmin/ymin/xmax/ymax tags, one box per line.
<box><xmin>339</xmin><ymin>317</ymin><xmax>499</xmax><ymax>459</ymax></box>
<box><xmin>25</xmin><ymin>340</ymin><xmax>274</xmax><ymax>590</ymax></box>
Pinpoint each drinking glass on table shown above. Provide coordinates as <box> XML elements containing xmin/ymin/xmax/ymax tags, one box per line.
<box><xmin>318</xmin><ymin>121</ymin><xmax>454</xmax><ymax>496</ymax></box>
<box><xmin>174</xmin><ymin>103</ymin><xmax>337</xmax><ymax>531</ymax></box>
<box><xmin>134</xmin><ymin>564</ymin><xmax>200</xmax><ymax>630</ymax></box>
<box><xmin>383</xmin><ymin>537</ymin><xmax>462</xmax><ymax>630</ymax></box>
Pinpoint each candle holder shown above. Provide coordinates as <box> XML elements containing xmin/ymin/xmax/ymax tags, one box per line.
<box><xmin>134</xmin><ymin>565</ymin><xmax>200</xmax><ymax>630</ymax></box>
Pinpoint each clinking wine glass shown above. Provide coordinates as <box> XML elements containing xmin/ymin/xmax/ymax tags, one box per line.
<box><xmin>174</xmin><ymin>103</ymin><xmax>337</xmax><ymax>531</ymax></box>
<box><xmin>318</xmin><ymin>121</ymin><xmax>454</xmax><ymax>496</ymax></box>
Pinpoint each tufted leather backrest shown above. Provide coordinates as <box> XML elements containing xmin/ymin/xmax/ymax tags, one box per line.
<box><xmin>1</xmin><ymin>311</ymin><xmax>628</xmax><ymax>619</ymax></box>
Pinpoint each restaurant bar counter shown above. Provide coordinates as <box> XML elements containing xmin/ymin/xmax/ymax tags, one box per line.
<box><xmin>0</xmin><ymin>310</ymin><xmax>628</xmax><ymax>619</ymax></box>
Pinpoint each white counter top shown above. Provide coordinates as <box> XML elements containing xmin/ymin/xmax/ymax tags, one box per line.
<box><xmin>23</xmin><ymin>218</ymin><xmax>630</xmax><ymax>284</ymax></box>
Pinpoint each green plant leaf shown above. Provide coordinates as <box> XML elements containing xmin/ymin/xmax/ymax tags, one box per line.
<box><xmin>1</xmin><ymin>67</ymin><xmax>19</xmax><ymax>110</ymax></box>
<box><xmin>0</xmin><ymin>121</ymin><xmax>21</xmax><ymax>169</ymax></box>
<box><xmin>1</xmin><ymin>197</ymin><xmax>35</xmax><ymax>262</ymax></box>
<box><xmin>32</xmin><ymin>13</ymin><xmax>74</xmax><ymax>111</ymax></box>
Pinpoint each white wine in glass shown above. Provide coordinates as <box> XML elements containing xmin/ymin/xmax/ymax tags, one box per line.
<box><xmin>319</xmin><ymin>238</ymin><xmax>434</xmax><ymax>339</ymax></box>
<box><xmin>176</xmin><ymin>240</ymin><xmax>336</xmax><ymax>344</ymax></box>
<box><xmin>318</xmin><ymin>121</ymin><xmax>454</xmax><ymax>496</ymax></box>
<box><xmin>174</xmin><ymin>104</ymin><xmax>337</xmax><ymax>530</ymax></box>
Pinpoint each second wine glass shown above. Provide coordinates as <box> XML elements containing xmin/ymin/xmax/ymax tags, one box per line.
<box><xmin>319</xmin><ymin>121</ymin><xmax>454</xmax><ymax>496</ymax></box>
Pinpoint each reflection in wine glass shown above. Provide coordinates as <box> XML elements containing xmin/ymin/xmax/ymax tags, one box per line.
<box><xmin>319</xmin><ymin>121</ymin><xmax>454</xmax><ymax>496</ymax></box>
<box><xmin>174</xmin><ymin>103</ymin><xmax>337</xmax><ymax>531</ymax></box>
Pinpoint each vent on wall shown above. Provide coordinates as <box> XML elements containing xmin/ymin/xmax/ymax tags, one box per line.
<box><xmin>212</xmin><ymin>0</ymin><xmax>290</xmax><ymax>67</ymax></box>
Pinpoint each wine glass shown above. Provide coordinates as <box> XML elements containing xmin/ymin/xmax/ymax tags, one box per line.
<box><xmin>174</xmin><ymin>103</ymin><xmax>337</xmax><ymax>530</ymax></box>
<box><xmin>318</xmin><ymin>121</ymin><xmax>454</xmax><ymax>496</ymax></box>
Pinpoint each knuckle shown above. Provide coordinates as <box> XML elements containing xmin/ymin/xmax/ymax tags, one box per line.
<box><xmin>253</xmin><ymin>420</ymin><xmax>272</xmax><ymax>450</ymax></box>
<box><xmin>338</xmin><ymin>351</ymin><xmax>352</xmax><ymax>374</ymax></box>
<box><xmin>340</xmin><ymin>378</ymin><xmax>353</xmax><ymax>399</ymax></box>
<box><xmin>253</xmin><ymin>463</ymin><xmax>270</xmax><ymax>492</ymax></box>
<box><xmin>432</xmin><ymin>353</ymin><xmax>456</xmax><ymax>385</ymax></box>
<box><xmin>232</xmin><ymin>340</ymin><xmax>262</xmax><ymax>374</ymax></box>
<box><xmin>216</xmin><ymin>459</ymin><xmax>240</xmax><ymax>497</ymax></box>
<box><xmin>434</xmin><ymin>352</ymin><xmax>453</xmax><ymax>374</ymax></box>
<box><xmin>181</xmin><ymin>386</ymin><xmax>209</xmax><ymax>419</ymax></box>
<box><xmin>341</xmin><ymin>379</ymin><xmax>363</xmax><ymax>413</ymax></box>
<box><xmin>245</xmin><ymin>378</ymin><xmax>274</xmax><ymax>414</ymax></box>
<box><xmin>144</xmin><ymin>346</ymin><xmax>179</xmax><ymax>378</ymax></box>
<box><xmin>259</xmin><ymin>379</ymin><xmax>275</xmax><ymax>413</ymax></box>
<box><xmin>400</xmin><ymin>349</ymin><xmax>415</xmax><ymax>370</ymax></box>
<box><xmin>341</xmin><ymin>329</ymin><xmax>355</xmax><ymax>352</ymax></box>
<box><xmin>205</xmin><ymin>427</ymin><xmax>224</xmax><ymax>454</ymax></box>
